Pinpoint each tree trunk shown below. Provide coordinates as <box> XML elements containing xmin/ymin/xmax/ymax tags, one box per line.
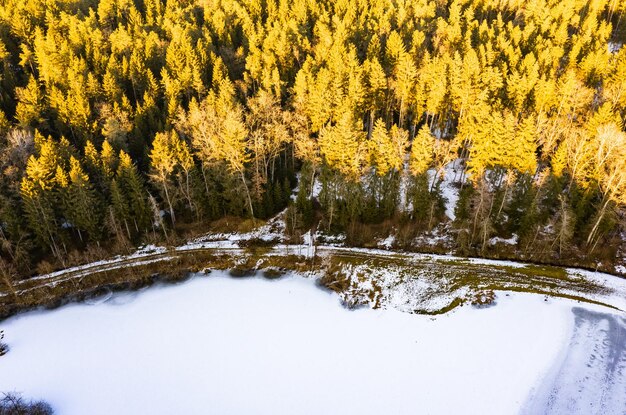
<box><xmin>238</xmin><ymin>169</ymin><xmax>255</xmax><ymax>219</ymax></box>
<box><xmin>124</xmin><ymin>219</ymin><xmax>131</xmax><ymax>240</ymax></box>
<box><xmin>200</xmin><ymin>165</ymin><xmax>212</xmax><ymax>199</ymax></box>
<box><xmin>586</xmin><ymin>198</ymin><xmax>610</xmax><ymax>249</ymax></box>
<box><xmin>495</xmin><ymin>180</ymin><xmax>510</xmax><ymax>222</ymax></box>
<box><xmin>309</xmin><ymin>166</ymin><xmax>316</xmax><ymax>199</ymax></box>
<box><xmin>471</xmin><ymin>176</ymin><xmax>486</xmax><ymax>242</ymax></box>
<box><xmin>163</xmin><ymin>182</ymin><xmax>176</xmax><ymax>226</ymax></box>
<box><xmin>184</xmin><ymin>170</ymin><xmax>196</xmax><ymax>219</ymax></box>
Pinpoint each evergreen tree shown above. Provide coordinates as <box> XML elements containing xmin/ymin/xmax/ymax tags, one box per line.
<box><xmin>117</xmin><ymin>151</ymin><xmax>150</xmax><ymax>234</ymax></box>
<box><xmin>0</xmin><ymin>0</ymin><xmax>624</xmax><ymax>271</ymax></box>
<box><xmin>62</xmin><ymin>157</ymin><xmax>101</xmax><ymax>243</ymax></box>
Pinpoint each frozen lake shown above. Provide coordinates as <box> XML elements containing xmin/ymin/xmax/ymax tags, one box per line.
<box><xmin>0</xmin><ymin>272</ymin><xmax>624</xmax><ymax>414</ymax></box>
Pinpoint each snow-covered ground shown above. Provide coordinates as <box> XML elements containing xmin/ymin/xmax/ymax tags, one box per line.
<box><xmin>424</xmin><ymin>159</ymin><xmax>463</xmax><ymax>221</ymax></box>
<box><xmin>316</xmin><ymin>248</ymin><xmax>626</xmax><ymax>314</ymax></box>
<box><xmin>522</xmin><ymin>306</ymin><xmax>626</xmax><ymax>414</ymax></box>
<box><xmin>1</xmin><ymin>272</ymin><xmax>624</xmax><ymax>415</ymax></box>
<box><xmin>439</xmin><ymin>158</ymin><xmax>463</xmax><ymax>221</ymax></box>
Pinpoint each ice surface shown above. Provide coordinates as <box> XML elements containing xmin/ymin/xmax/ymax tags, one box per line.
<box><xmin>1</xmin><ymin>273</ymin><xmax>622</xmax><ymax>415</ymax></box>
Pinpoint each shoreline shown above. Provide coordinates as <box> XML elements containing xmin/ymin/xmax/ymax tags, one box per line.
<box><xmin>2</xmin><ymin>241</ymin><xmax>625</xmax><ymax>322</ymax></box>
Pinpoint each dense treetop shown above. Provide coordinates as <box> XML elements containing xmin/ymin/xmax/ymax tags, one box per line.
<box><xmin>0</xmin><ymin>0</ymin><xmax>625</xmax><ymax>276</ymax></box>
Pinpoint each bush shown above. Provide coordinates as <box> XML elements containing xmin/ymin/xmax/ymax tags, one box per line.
<box><xmin>0</xmin><ymin>393</ymin><xmax>54</xmax><ymax>415</ymax></box>
<box><xmin>237</xmin><ymin>237</ymin><xmax>278</xmax><ymax>249</ymax></box>
<box><xmin>262</xmin><ymin>267</ymin><xmax>285</xmax><ymax>280</ymax></box>
<box><xmin>318</xmin><ymin>267</ymin><xmax>351</xmax><ymax>293</ymax></box>
<box><xmin>228</xmin><ymin>267</ymin><xmax>256</xmax><ymax>278</ymax></box>
<box><xmin>470</xmin><ymin>290</ymin><xmax>496</xmax><ymax>307</ymax></box>
<box><xmin>35</xmin><ymin>261</ymin><xmax>55</xmax><ymax>277</ymax></box>
<box><xmin>0</xmin><ymin>331</ymin><xmax>7</xmax><ymax>356</ymax></box>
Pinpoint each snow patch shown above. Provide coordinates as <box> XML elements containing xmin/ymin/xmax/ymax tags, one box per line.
<box><xmin>378</xmin><ymin>234</ymin><xmax>395</xmax><ymax>249</ymax></box>
<box><xmin>185</xmin><ymin>210</ymin><xmax>287</xmax><ymax>249</ymax></box>
<box><xmin>489</xmin><ymin>234</ymin><xmax>519</xmax><ymax>246</ymax></box>
<box><xmin>464</xmin><ymin>257</ymin><xmax>528</xmax><ymax>268</ymax></box>
<box><xmin>609</xmin><ymin>42</ymin><xmax>623</xmax><ymax>53</ymax></box>
<box><xmin>566</xmin><ymin>268</ymin><xmax>626</xmax><ymax>312</ymax></box>
<box><xmin>311</xmin><ymin>178</ymin><xmax>322</xmax><ymax>198</ymax></box>
<box><xmin>414</xmin><ymin>226</ymin><xmax>453</xmax><ymax>249</ymax></box>
<box><xmin>434</xmin><ymin>158</ymin><xmax>465</xmax><ymax>221</ymax></box>
<box><xmin>314</xmin><ymin>231</ymin><xmax>346</xmax><ymax>247</ymax></box>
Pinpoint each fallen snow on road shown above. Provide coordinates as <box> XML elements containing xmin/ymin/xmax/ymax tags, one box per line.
<box><xmin>1</xmin><ymin>272</ymin><xmax>624</xmax><ymax>415</ymax></box>
<box><xmin>25</xmin><ymin>244</ymin><xmax>169</xmax><ymax>284</ymax></box>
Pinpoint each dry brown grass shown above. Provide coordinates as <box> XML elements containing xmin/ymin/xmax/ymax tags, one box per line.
<box><xmin>34</xmin><ymin>261</ymin><xmax>55</xmax><ymax>276</ymax></box>
<box><xmin>207</xmin><ymin>216</ymin><xmax>263</xmax><ymax>234</ymax></box>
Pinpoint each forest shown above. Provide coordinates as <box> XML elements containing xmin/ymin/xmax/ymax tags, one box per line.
<box><xmin>0</xmin><ymin>0</ymin><xmax>625</xmax><ymax>278</ymax></box>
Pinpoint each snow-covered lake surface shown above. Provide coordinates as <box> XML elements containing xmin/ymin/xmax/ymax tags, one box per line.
<box><xmin>1</xmin><ymin>272</ymin><xmax>625</xmax><ymax>415</ymax></box>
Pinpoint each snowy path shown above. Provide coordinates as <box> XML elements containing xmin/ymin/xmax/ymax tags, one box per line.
<box><xmin>523</xmin><ymin>308</ymin><xmax>626</xmax><ymax>415</ymax></box>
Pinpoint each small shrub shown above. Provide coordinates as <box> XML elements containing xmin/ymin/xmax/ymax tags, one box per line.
<box><xmin>237</xmin><ymin>237</ymin><xmax>278</xmax><ymax>249</ymax></box>
<box><xmin>82</xmin><ymin>245</ymin><xmax>109</xmax><ymax>264</ymax></box>
<box><xmin>66</xmin><ymin>250</ymin><xmax>84</xmax><ymax>267</ymax></box>
<box><xmin>0</xmin><ymin>392</ymin><xmax>53</xmax><ymax>415</ymax></box>
<box><xmin>228</xmin><ymin>267</ymin><xmax>256</xmax><ymax>278</ymax></box>
<box><xmin>345</xmin><ymin>222</ymin><xmax>376</xmax><ymax>247</ymax></box>
<box><xmin>318</xmin><ymin>268</ymin><xmax>351</xmax><ymax>293</ymax></box>
<box><xmin>262</xmin><ymin>267</ymin><xmax>285</xmax><ymax>280</ymax></box>
<box><xmin>341</xmin><ymin>296</ymin><xmax>369</xmax><ymax>310</ymax></box>
<box><xmin>35</xmin><ymin>261</ymin><xmax>55</xmax><ymax>276</ymax></box>
<box><xmin>0</xmin><ymin>331</ymin><xmax>7</xmax><ymax>356</ymax></box>
<box><xmin>470</xmin><ymin>290</ymin><xmax>496</xmax><ymax>307</ymax></box>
